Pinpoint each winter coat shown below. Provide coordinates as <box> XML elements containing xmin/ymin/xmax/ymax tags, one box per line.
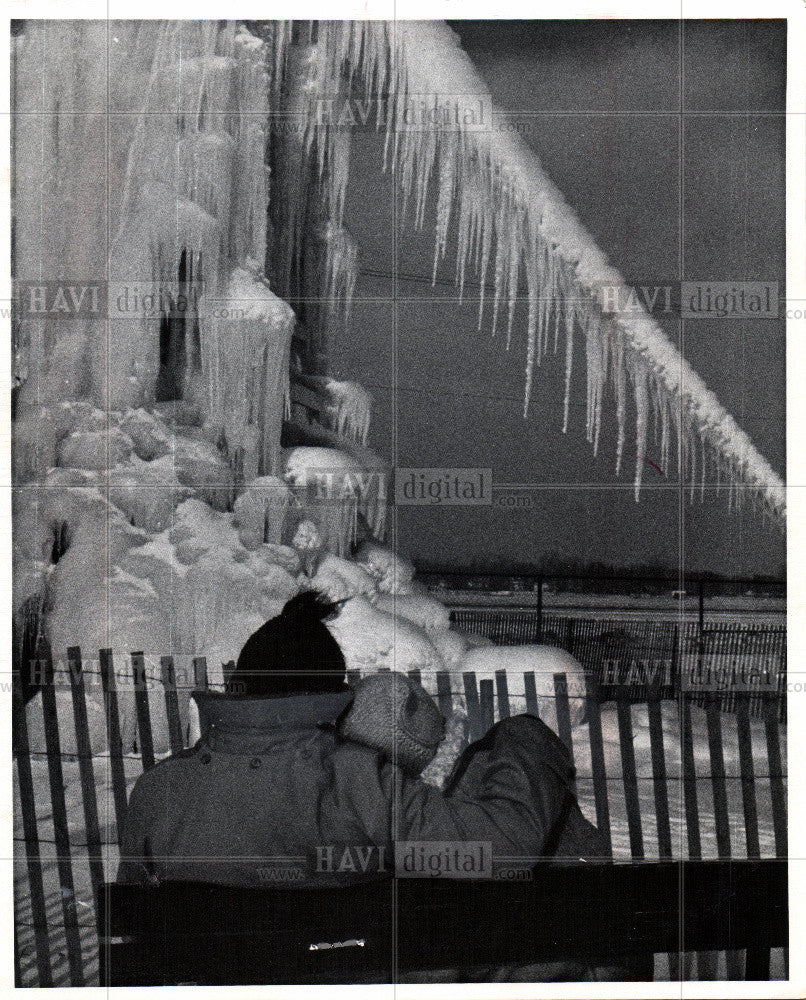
<box><xmin>118</xmin><ymin>689</ymin><xmax>604</xmax><ymax>886</ymax></box>
<box><xmin>117</xmin><ymin>690</ymin><xmax>649</xmax><ymax>981</ymax></box>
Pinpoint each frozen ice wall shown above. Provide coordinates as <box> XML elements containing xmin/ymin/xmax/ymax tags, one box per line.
<box><xmin>11</xmin><ymin>20</ymin><xmax>387</xmax><ymax>704</ymax></box>
<box><xmin>13</xmin><ymin>21</ymin><xmax>294</xmax><ymax>477</ymax></box>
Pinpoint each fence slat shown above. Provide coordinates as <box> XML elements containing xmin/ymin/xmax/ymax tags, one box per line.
<box><xmin>681</xmin><ymin>696</ymin><xmax>702</xmax><ymax>860</ymax></box>
<box><xmin>479</xmin><ymin>679</ymin><xmax>495</xmax><ymax>734</ymax></box>
<box><xmin>705</xmin><ymin>694</ymin><xmax>731</xmax><ymax>859</ymax></box>
<box><xmin>66</xmin><ymin>647</ymin><xmax>105</xmax><ymax>901</ymax></box>
<box><xmin>193</xmin><ymin>656</ymin><xmax>209</xmax><ymax>690</ymax></box>
<box><xmin>407</xmin><ymin>669</ymin><xmax>422</xmax><ymax>687</ymax></box>
<box><xmin>131</xmin><ymin>652</ymin><xmax>155</xmax><ymax>772</ymax></box>
<box><xmin>646</xmin><ymin>665</ymin><xmax>675</xmax><ymax>975</ymax></box>
<box><xmin>584</xmin><ymin>673</ymin><xmax>611</xmax><ymax>857</ymax></box>
<box><xmin>494</xmin><ymin>670</ymin><xmax>510</xmax><ymax>720</ymax></box>
<box><xmin>524</xmin><ymin>671</ymin><xmax>539</xmax><ymax>718</ymax></box>
<box><xmin>647</xmin><ymin>681</ymin><xmax>672</xmax><ymax>859</ymax></box>
<box><xmin>436</xmin><ymin>671</ymin><xmax>453</xmax><ymax>718</ymax></box>
<box><xmin>462</xmin><ymin>672</ymin><xmax>482</xmax><ymax>742</ymax></box>
<box><xmin>736</xmin><ymin>696</ymin><xmax>760</xmax><ymax>859</ymax></box>
<box><xmin>38</xmin><ymin>641</ymin><xmax>85</xmax><ymax>985</ymax></box>
<box><xmin>13</xmin><ymin>922</ymin><xmax>22</xmax><ymax>987</ymax></box>
<box><xmin>160</xmin><ymin>656</ymin><xmax>185</xmax><ymax>755</ymax></box>
<box><xmin>764</xmin><ymin>692</ymin><xmax>788</xmax><ymax>858</ymax></box>
<box><xmin>744</xmin><ymin>945</ymin><xmax>771</xmax><ymax>980</ymax></box>
<box><xmin>704</xmin><ymin>658</ymin><xmax>741</xmax><ymax>979</ymax></box>
<box><xmin>615</xmin><ymin>684</ymin><xmax>643</xmax><ymax>859</ymax></box>
<box><xmin>12</xmin><ymin>673</ymin><xmax>53</xmax><ymax>987</ymax></box>
<box><xmin>99</xmin><ymin>649</ymin><xmax>129</xmax><ymax>851</ymax></box>
<box><xmin>554</xmin><ymin>672</ymin><xmax>574</xmax><ymax>764</ymax></box>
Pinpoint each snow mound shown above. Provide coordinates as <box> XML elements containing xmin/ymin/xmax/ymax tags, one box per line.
<box><xmin>150</xmin><ymin>436</ymin><xmax>234</xmax><ymax>511</ymax></box>
<box><xmin>462</xmin><ymin>645</ymin><xmax>588</xmax><ymax>726</ymax></box>
<box><xmin>375</xmin><ymin>592</ymin><xmax>451</xmax><ymax>635</ymax></box>
<box><xmin>108</xmin><ymin>459</ymin><xmax>192</xmax><ymax>533</ymax></box>
<box><xmin>430</xmin><ymin>629</ymin><xmax>470</xmax><ymax>669</ymax></box>
<box><xmin>327</xmin><ymin>595</ymin><xmax>445</xmax><ymax>675</ymax></box>
<box><xmin>308</xmin><ymin>552</ymin><xmax>378</xmax><ymax>603</ymax></box>
<box><xmin>354</xmin><ymin>541</ymin><xmax>416</xmax><ymax>595</ymax></box>
<box><xmin>120</xmin><ymin>408</ymin><xmax>173</xmax><ymax>461</ymax></box>
<box><xmin>454</xmin><ymin>628</ymin><xmax>495</xmax><ymax>649</ymax></box>
<box><xmin>58</xmin><ymin>428</ymin><xmax>134</xmax><ymax>471</ymax></box>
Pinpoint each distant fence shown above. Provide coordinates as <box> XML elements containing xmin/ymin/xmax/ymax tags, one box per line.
<box><xmin>449</xmin><ymin>611</ymin><xmax>787</xmax><ymax>722</ymax></box>
<box><xmin>418</xmin><ymin>569</ymin><xmax>785</xmax><ymax>607</ymax></box>
<box><xmin>14</xmin><ymin>639</ymin><xmax>787</xmax><ymax>987</ymax></box>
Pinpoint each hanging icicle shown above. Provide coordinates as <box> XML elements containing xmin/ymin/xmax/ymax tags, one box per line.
<box><xmin>304</xmin><ymin>375</ymin><xmax>373</xmax><ymax>446</ymax></box>
<box><xmin>293</xmin><ymin>19</ymin><xmax>784</xmax><ymax>523</ymax></box>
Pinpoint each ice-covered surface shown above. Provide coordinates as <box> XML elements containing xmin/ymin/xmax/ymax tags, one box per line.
<box><xmin>316</xmin><ymin>377</ymin><xmax>372</xmax><ymax>447</ymax></box>
<box><xmin>375</xmin><ymin>593</ymin><xmax>452</xmax><ymax>636</ymax></box>
<box><xmin>355</xmin><ymin>541</ymin><xmax>417</xmax><ymax>595</ymax></box>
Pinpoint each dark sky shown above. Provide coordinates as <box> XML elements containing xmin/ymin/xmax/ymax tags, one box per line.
<box><xmin>331</xmin><ymin>20</ymin><xmax>786</xmax><ymax>577</ymax></box>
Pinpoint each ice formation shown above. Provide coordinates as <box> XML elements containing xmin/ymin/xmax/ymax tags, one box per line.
<box><xmin>309</xmin><ymin>552</ymin><xmax>379</xmax><ymax>603</ymax></box>
<box><xmin>312</xmin><ymin>377</ymin><xmax>373</xmax><ymax>447</ymax></box>
<box><xmin>374</xmin><ymin>592</ymin><xmax>452</xmax><ymax>636</ymax></box>
<box><xmin>283</xmin><ymin>445</ymin><xmax>388</xmax><ymax>549</ymax></box>
<box><xmin>232</xmin><ymin>476</ymin><xmax>295</xmax><ymax>548</ymax></box>
<box><xmin>11</xmin><ymin>18</ymin><xmax>784</xmax><ymax>766</ymax></box>
<box><xmin>429</xmin><ymin>629</ymin><xmax>471</xmax><ymax>670</ymax></box>
<box><xmin>14</xmin><ymin>22</ymin><xmax>294</xmax><ymax>482</ymax></box>
<box><xmin>354</xmin><ymin>541</ymin><xmax>417</xmax><ymax>595</ymax></box>
<box><xmin>287</xmin><ymin>20</ymin><xmax>784</xmax><ymax>520</ymax></box>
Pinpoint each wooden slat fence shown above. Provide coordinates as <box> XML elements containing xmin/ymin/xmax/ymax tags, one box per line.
<box><xmin>14</xmin><ymin>640</ymin><xmax>787</xmax><ymax>986</ymax></box>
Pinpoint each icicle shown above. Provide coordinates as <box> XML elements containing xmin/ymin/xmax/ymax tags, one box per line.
<box><xmin>591</xmin><ymin>317</ymin><xmax>608</xmax><ymax>457</ymax></box>
<box><xmin>584</xmin><ymin>311</ymin><xmax>605</xmax><ymax>448</ymax></box>
<box><xmin>317</xmin><ymin>379</ymin><xmax>373</xmax><ymax>446</ymax></box>
<box><xmin>523</xmin><ymin>219</ymin><xmax>540</xmax><ymax>415</ymax></box>
<box><xmin>18</xmin><ymin>18</ymin><xmax>783</xmax><ymax>520</ymax></box>
<box><xmin>631</xmin><ymin>358</ymin><xmax>649</xmax><ymax>501</ymax></box>
<box><xmin>700</xmin><ymin>434</ymin><xmax>706</xmax><ymax>500</ymax></box>
<box><xmin>562</xmin><ymin>300</ymin><xmax>575</xmax><ymax>435</ymax></box>
<box><xmin>432</xmin><ymin>135</ymin><xmax>457</xmax><ymax>284</ymax></box>
<box><xmin>505</xmin><ymin>207</ymin><xmax>521</xmax><ymax>349</ymax></box>
<box><xmin>318</xmin><ymin>222</ymin><xmax>359</xmax><ymax>323</ymax></box>
<box><xmin>310</xmin><ymin>19</ymin><xmax>784</xmax><ymax>521</ymax></box>
<box><xmin>204</xmin><ymin>268</ymin><xmax>294</xmax><ymax>477</ymax></box>
<box><xmin>477</xmin><ymin>207</ymin><xmax>492</xmax><ymax>331</ymax></box>
<box><xmin>328</xmin><ymin>112</ymin><xmax>352</xmax><ymax>226</ymax></box>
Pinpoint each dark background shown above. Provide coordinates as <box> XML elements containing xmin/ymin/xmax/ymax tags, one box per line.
<box><xmin>328</xmin><ymin>19</ymin><xmax>786</xmax><ymax>577</ymax></box>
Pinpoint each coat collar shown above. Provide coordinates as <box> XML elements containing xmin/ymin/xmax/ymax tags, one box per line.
<box><xmin>194</xmin><ymin>689</ymin><xmax>354</xmax><ymax>753</ymax></box>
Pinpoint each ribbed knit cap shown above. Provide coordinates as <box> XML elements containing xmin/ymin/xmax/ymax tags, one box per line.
<box><xmin>339</xmin><ymin>671</ymin><xmax>445</xmax><ymax>775</ymax></box>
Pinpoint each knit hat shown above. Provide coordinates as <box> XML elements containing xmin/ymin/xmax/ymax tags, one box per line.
<box><xmin>339</xmin><ymin>671</ymin><xmax>445</xmax><ymax>775</ymax></box>
<box><xmin>228</xmin><ymin>590</ymin><xmax>347</xmax><ymax>697</ymax></box>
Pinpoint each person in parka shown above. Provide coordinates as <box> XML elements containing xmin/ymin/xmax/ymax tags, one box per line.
<box><xmin>117</xmin><ymin>591</ymin><xmax>646</xmax><ymax>981</ymax></box>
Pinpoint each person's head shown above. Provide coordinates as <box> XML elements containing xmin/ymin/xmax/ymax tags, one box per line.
<box><xmin>229</xmin><ymin>590</ymin><xmax>347</xmax><ymax>697</ymax></box>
